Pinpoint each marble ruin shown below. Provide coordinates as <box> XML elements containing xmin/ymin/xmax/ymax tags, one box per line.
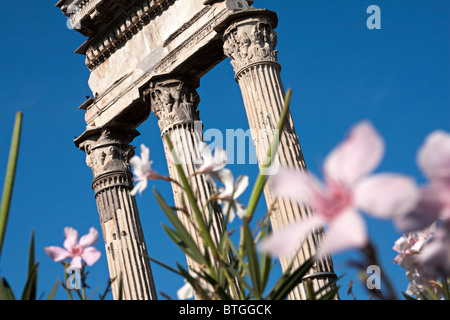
<box><xmin>56</xmin><ymin>0</ymin><xmax>337</xmax><ymax>300</ymax></box>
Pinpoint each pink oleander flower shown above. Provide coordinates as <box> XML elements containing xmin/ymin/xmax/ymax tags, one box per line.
<box><xmin>393</xmin><ymin>225</ymin><xmax>445</xmax><ymax>297</ymax></box>
<box><xmin>193</xmin><ymin>142</ymin><xmax>227</xmax><ymax>184</ymax></box>
<box><xmin>416</xmin><ymin>224</ymin><xmax>450</xmax><ymax>277</ymax></box>
<box><xmin>393</xmin><ymin>227</ymin><xmax>434</xmax><ymax>270</ymax></box>
<box><xmin>45</xmin><ymin>227</ymin><xmax>101</xmax><ymax>269</ymax></box>
<box><xmin>260</xmin><ymin>121</ymin><xmax>419</xmax><ymax>258</ymax></box>
<box><xmin>395</xmin><ymin>130</ymin><xmax>450</xmax><ymax>233</ymax></box>
<box><xmin>215</xmin><ymin>168</ymin><xmax>248</xmax><ymax>223</ymax></box>
<box><xmin>130</xmin><ymin>144</ymin><xmax>164</xmax><ymax>196</ymax></box>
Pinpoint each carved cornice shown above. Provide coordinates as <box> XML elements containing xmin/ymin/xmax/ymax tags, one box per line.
<box><xmin>59</xmin><ymin>0</ymin><xmax>176</xmax><ymax>71</ymax></box>
<box><xmin>78</xmin><ymin>127</ymin><xmax>139</xmax><ymax>178</ymax></box>
<box><xmin>57</xmin><ymin>0</ymin><xmax>144</xmax><ymax>37</ymax></box>
<box><xmin>143</xmin><ymin>79</ymin><xmax>200</xmax><ymax>135</ymax></box>
<box><xmin>223</xmin><ymin>15</ymin><xmax>278</xmax><ymax>74</ymax></box>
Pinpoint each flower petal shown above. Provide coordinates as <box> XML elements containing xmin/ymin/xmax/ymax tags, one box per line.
<box><xmin>70</xmin><ymin>256</ymin><xmax>83</xmax><ymax>270</ymax></box>
<box><xmin>130</xmin><ymin>179</ymin><xmax>148</xmax><ymax>196</ymax></box>
<box><xmin>233</xmin><ymin>175</ymin><xmax>249</xmax><ymax>199</ymax></box>
<box><xmin>199</xmin><ymin>141</ymin><xmax>212</xmax><ymax>164</ymax></box>
<box><xmin>44</xmin><ymin>246</ymin><xmax>72</xmax><ymax>262</ymax></box>
<box><xmin>213</xmin><ymin>148</ymin><xmax>227</xmax><ymax>170</ymax></box>
<box><xmin>269</xmin><ymin>168</ymin><xmax>323</xmax><ymax>208</ymax></box>
<box><xmin>416</xmin><ymin>226</ymin><xmax>450</xmax><ymax>276</ymax></box>
<box><xmin>81</xmin><ymin>247</ymin><xmax>102</xmax><ymax>266</ymax></box>
<box><xmin>222</xmin><ymin>201</ymin><xmax>236</xmax><ymax>223</ymax></box>
<box><xmin>354</xmin><ymin>173</ymin><xmax>420</xmax><ymax>219</ymax></box>
<box><xmin>140</xmin><ymin>144</ymin><xmax>150</xmax><ymax>165</ymax></box>
<box><xmin>324</xmin><ymin>121</ymin><xmax>385</xmax><ymax>184</ymax></box>
<box><xmin>417</xmin><ymin>130</ymin><xmax>450</xmax><ymax>180</ymax></box>
<box><xmin>177</xmin><ymin>281</ymin><xmax>194</xmax><ymax>300</ymax></box>
<box><xmin>216</xmin><ymin>168</ymin><xmax>234</xmax><ymax>198</ymax></box>
<box><xmin>130</xmin><ymin>156</ymin><xmax>143</xmax><ymax>176</ymax></box>
<box><xmin>318</xmin><ymin>209</ymin><xmax>368</xmax><ymax>256</ymax></box>
<box><xmin>63</xmin><ymin>227</ymin><xmax>79</xmax><ymax>252</ymax></box>
<box><xmin>259</xmin><ymin>216</ymin><xmax>324</xmax><ymax>259</ymax></box>
<box><xmin>79</xmin><ymin>228</ymin><xmax>99</xmax><ymax>248</ymax></box>
<box><xmin>394</xmin><ymin>184</ymin><xmax>443</xmax><ymax>233</ymax></box>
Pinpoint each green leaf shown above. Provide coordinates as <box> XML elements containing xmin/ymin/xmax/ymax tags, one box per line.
<box><xmin>225</xmin><ymin>265</ymin><xmax>258</xmax><ymax>298</ymax></box>
<box><xmin>266</xmin><ymin>257</ymin><xmax>314</xmax><ymax>300</ymax></box>
<box><xmin>243</xmin><ymin>221</ymin><xmax>261</xmax><ymax>298</ymax></box>
<box><xmin>20</xmin><ymin>231</ymin><xmax>38</xmax><ymax>300</ymax></box>
<box><xmin>46</xmin><ymin>278</ymin><xmax>59</xmax><ymax>300</ymax></box>
<box><xmin>258</xmin><ymin>217</ymin><xmax>273</xmax><ymax>293</ymax></box>
<box><xmin>144</xmin><ymin>255</ymin><xmax>183</xmax><ymax>277</ymax></box>
<box><xmin>442</xmin><ymin>277</ymin><xmax>450</xmax><ymax>300</ymax></box>
<box><xmin>319</xmin><ymin>285</ymin><xmax>341</xmax><ymax>300</ymax></box>
<box><xmin>0</xmin><ymin>277</ymin><xmax>16</xmax><ymax>300</ymax></box>
<box><xmin>164</xmin><ymin>136</ymin><xmax>218</xmax><ymax>261</ymax></box>
<box><xmin>27</xmin><ymin>230</ymin><xmax>35</xmax><ymax>279</ymax></box>
<box><xmin>314</xmin><ymin>274</ymin><xmax>342</xmax><ymax>299</ymax></box>
<box><xmin>21</xmin><ymin>263</ymin><xmax>39</xmax><ymax>300</ymax></box>
<box><xmin>401</xmin><ymin>291</ymin><xmax>417</xmax><ymax>300</ymax></box>
<box><xmin>245</xmin><ymin>90</ymin><xmax>292</xmax><ymax>221</ymax></box>
<box><xmin>423</xmin><ymin>286</ymin><xmax>441</xmax><ymax>300</ymax></box>
<box><xmin>0</xmin><ymin>112</ymin><xmax>23</xmax><ymax>260</ymax></box>
<box><xmin>154</xmin><ymin>188</ymin><xmax>207</xmax><ymax>266</ymax></box>
<box><xmin>162</xmin><ymin>224</ymin><xmax>206</xmax><ymax>266</ymax></box>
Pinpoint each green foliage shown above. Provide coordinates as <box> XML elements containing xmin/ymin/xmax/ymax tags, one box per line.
<box><xmin>147</xmin><ymin>90</ymin><xmax>339</xmax><ymax>300</ymax></box>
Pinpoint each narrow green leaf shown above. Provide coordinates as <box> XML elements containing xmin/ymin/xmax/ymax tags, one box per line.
<box><xmin>0</xmin><ymin>112</ymin><xmax>23</xmax><ymax>260</ymax></box>
<box><xmin>304</xmin><ymin>280</ymin><xmax>316</xmax><ymax>300</ymax></box>
<box><xmin>245</xmin><ymin>90</ymin><xmax>292</xmax><ymax>220</ymax></box>
<box><xmin>27</xmin><ymin>231</ymin><xmax>35</xmax><ymax>279</ymax></box>
<box><xmin>0</xmin><ymin>277</ymin><xmax>16</xmax><ymax>300</ymax></box>
<box><xmin>99</xmin><ymin>279</ymin><xmax>113</xmax><ymax>301</ymax></box>
<box><xmin>225</xmin><ymin>265</ymin><xmax>258</xmax><ymax>298</ymax></box>
<box><xmin>401</xmin><ymin>291</ymin><xmax>417</xmax><ymax>300</ymax></box>
<box><xmin>164</xmin><ymin>136</ymin><xmax>217</xmax><ymax>259</ymax></box>
<box><xmin>21</xmin><ymin>263</ymin><xmax>39</xmax><ymax>300</ymax></box>
<box><xmin>243</xmin><ymin>221</ymin><xmax>261</xmax><ymax>298</ymax></box>
<box><xmin>154</xmin><ymin>188</ymin><xmax>207</xmax><ymax>265</ymax></box>
<box><xmin>266</xmin><ymin>257</ymin><xmax>314</xmax><ymax>300</ymax></box>
<box><xmin>144</xmin><ymin>255</ymin><xmax>183</xmax><ymax>277</ymax></box>
<box><xmin>423</xmin><ymin>286</ymin><xmax>441</xmax><ymax>300</ymax></box>
<box><xmin>442</xmin><ymin>277</ymin><xmax>450</xmax><ymax>300</ymax></box>
<box><xmin>87</xmin><ymin>286</ymin><xmax>100</xmax><ymax>300</ymax></box>
<box><xmin>46</xmin><ymin>278</ymin><xmax>59</xmax><ymax>300</ymax></box>
<box><xmin>313</xmin><ymin>274</ymin><xmax>342</xmax><ymax>299</ymax></box>
<box><xmin>162</xmin><ymin>224</ymin><xmax>206</xmax><ymax>266</ymax></box>
<box><xmin>259</xmin><ymin>217</ymin><xmax>273</xmax><ymax>293</ymax></box>
<box><xmin>319</xmin><ymin>285</ymin><xmax>341</xmax><ymax>300</ymax></box>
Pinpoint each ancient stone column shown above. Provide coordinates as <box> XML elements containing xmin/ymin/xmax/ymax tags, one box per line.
<box><xmin>77</xmin><ymin>127</ymin><xmax>157</xmax><ymax>300</ymax></box>
<box><xmin>222</xmin><ymin>11</ymin><xmax>337</xmax><ymax>300</ymax></box>
<box><xmin>143</xmin><ymin>78</ymin><xmax>233</xmax><ymax>298</ymax></box>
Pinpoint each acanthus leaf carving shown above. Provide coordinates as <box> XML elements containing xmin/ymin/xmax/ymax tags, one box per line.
<box><xmin>144</xmin><ymin>79</ymin><xmax>200</xmax><ymax>134</ymax></box>
<box><xmin>223</xmin><ymin>18</ymin><xmax>278</xmax><ymax>73</ymax></box>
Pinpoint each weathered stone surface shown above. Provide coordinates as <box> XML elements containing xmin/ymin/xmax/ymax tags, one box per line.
<box><xmin>58</xmin><ymin>0</ymin><xmax>253</xmax><ymax>133</ymax></box>
<box><xmin>222</xmin><ymin>10</ymin><xmax>338</xmax><ymax>300</ymax></box>
<box><xmin>77</xmin><ymin>127</ymin><xmax>157</xmax><ymax>300</ymax></box>
<box><xmin>59</xmin><ymin>0</ymin><xmax>337</xmax><ymax>300</ymax></box>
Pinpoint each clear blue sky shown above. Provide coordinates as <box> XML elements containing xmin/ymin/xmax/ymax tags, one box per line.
<box><xmin>0</xmin><ymin>0</ymin><xmax>448</xmax><ymax>300</ymax></box>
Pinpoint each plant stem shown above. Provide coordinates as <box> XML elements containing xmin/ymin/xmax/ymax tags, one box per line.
<box><xmin>0</xmin><ymin>112</ymin><xmax>23</xmax><ymax>260</ymax></box>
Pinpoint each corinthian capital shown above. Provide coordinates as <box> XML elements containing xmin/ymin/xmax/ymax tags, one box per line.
<box><xmin>78</xmin><ymin>127</ymin><xmax>139</xmax><ymax>179</ymax></box>
<box><xmin>223</xmin><ymin>16</ymin><xmax>278</xmax><ymax>73</ymax></box>
<box><xmin>144</xmin><ymin>78</ymin><xmax>200</xmax><ymax>135</ymax></box>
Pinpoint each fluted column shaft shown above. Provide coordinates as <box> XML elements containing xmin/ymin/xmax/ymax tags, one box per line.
<box><xmin>79</xmin><ymin>127</ymin><xmax>157</xmax><ymax>300</ymax></box>
<box><xmin>144</xmin><ymin>79</ymin><xmax>232</xmax><ymax>298</ymax></box>
<box><xmin>223</xmin><ymin>12</ymin><xmax>337</xmax><ymax>300</ymax></box>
